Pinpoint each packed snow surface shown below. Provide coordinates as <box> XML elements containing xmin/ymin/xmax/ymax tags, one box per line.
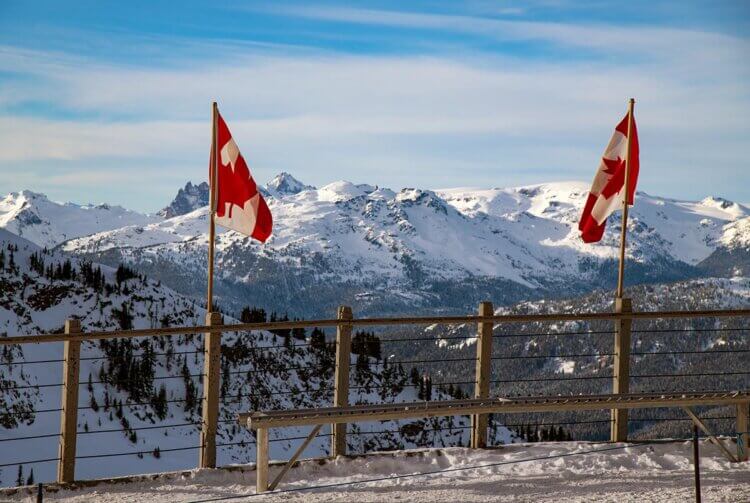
<box><xmin>8</xmin><ymin>441</ymin><xmax>749</xmax><ymax>502</ymax></box>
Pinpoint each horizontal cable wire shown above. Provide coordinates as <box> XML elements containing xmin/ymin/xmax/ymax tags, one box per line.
<box><xmin>631</xmin><ymin>371</ymin><xmax>750</xmax><ymax>378</ymax></box>
<box><xmin>0</xmin><ymin>432</ymin><xmax>61</xmax><ymax>443</ymax></box>
<box><xmin>0</xmin><ymin>457</ymin><xmax>59</xmax><ymax>468</ymax></box>
<box><xmin>380</xmin><ymin>335</ymin><xmax>479</xmax><ymax>343</ymax></box>
<box><xmin>78</xmin><ymin>397</ymin><xmax>192</xmax><ymax>411</ymax></box>
<box><xmin>78</xmin><ymin>421</ymin><xmax>200</xmax><ymax>435</ymax></box>
<box><xmin>491</xmin><ymin>375</ymin><xmax>612</xmax><ymax>383</ymax></box>
<box><xmin>629</xmin><ymin>416</ymin><xmax>734</xmax><ymax>423</ymax></box>
<box><xmin>1</xmin><ymin>358</ymin><xmax>66</xmax><ymax>366</ymax></box>
<box><xmin>351</xmin><ymin>380</ymin><xmax>476</xmax><ymax>391</ymax></box>
<box><xmin>3</xmin><ymin>407</ymin><xmax>63</xmax><ymax>417</ymax></box>
<box><xmin>0</xmin><ymin>349</ymin><xmax>206</xmax><ymax>366</ymax></box>
<box><xmin>226</xmin><ymin>364</ymin><xmax>325</xmax><ymax>376</ymax></box>
<box><xmin>632</xmin><ymin>327</ymin><xmax>749</xmax><ymax>334</ymax></box>
<box><xmin>631</xmin><ymin>349</ymin><xmax>750</xmax><ymax>355</ymax></box>
<box><xmin>494</xmin><ymin>330</ymin><xmax>615</xmax><ymax>339</ymax></box>
<box><xmin>76</xmin><ymin>445</ymin><xmax>200</xmax><ymax>460</ymax></box>
<box><xmin>500</xmin><ymin>419</ymin><xmax>613</xmax><ymax>427</ymax></box>
<box><xmin>217</xmin><ymin>433</ymin><xmax>334</xmax><ymax>448</ymax></box>
<box><xmin>384</xmin><ymin>357</ymin><xmax>478</xmax><ymax>365</ymax></box>
<box><xmin>491</xmin><ymin>353</ymin><xmax>613</xmax><ymax>360</ymax></box>
<box><xmin>4</xmin><ymin>382</ymin><xmax>64</xmax><ymax>390</ymax></box>
<box><xmin>86</xmin><ymin>373</ymin><xmax>204</xmax><ymax>386</ymax></box>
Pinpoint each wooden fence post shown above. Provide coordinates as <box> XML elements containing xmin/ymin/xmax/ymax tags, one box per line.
<box><xmin>332</xmin><ymin>305</ymin><xmax>352</xmax><ymax>457</ymax></box>
<box><xmin>200</xmin><ymin>311</ymin><xmax>222</xmax><ymax>469</ymax></box>
<box><xmin>256</xmin><ymin>427</ymin><xmax>269</xmax><ymax>493</ymax></box>
<box><xmin>611</xmin><ymin>297</ymin><xmax>632</xmax><ymax>442</ymax></box>
<box><xmin>471</xmin><ymin>301</ymin><xmax>494</xmax><ymax>448</ymax></box>
<box><xmin>738</xmin><ymin>402</ymin><xmax>749</xmax><ymax>462</ymax></box>
<box><xmin>57</xmin><ymin>319</ymin><xmax>81</xmax><ymax>483</ymax></box>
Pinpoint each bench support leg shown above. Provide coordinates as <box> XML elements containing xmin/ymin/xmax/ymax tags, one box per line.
<box><xmin>256</xmin><ymin>428</ymin><xmax>269</xmax><ymax>493</ymax></box>
<box><xmin>737</xmin><ymin>402</ymin><xmax>749</xmax><ymax>462</ymax></box>
<box><xmin>683</xmin><ymin>407</ymin><xmax>738</xmax><ymax>462</ymax></box>
<box><xmin>269</xmin><ymin>424</ymin><xmax>323</xmax><ymax>491</ymax></box>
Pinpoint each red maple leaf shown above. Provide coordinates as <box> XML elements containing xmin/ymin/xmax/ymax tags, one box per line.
<box><xmin>601</xmin><ymin>156</ymin><xmax>623</xmax><ymax>176</ymax></box>
<box><xmin>600</xmin><ymin>156</ymin><xmax>627</xmax><ymax>199</ymax></box>
<box><xmin>215</xmin><ymin>115</ymin><xmax>258</xmax><ymax>219</ymax></box>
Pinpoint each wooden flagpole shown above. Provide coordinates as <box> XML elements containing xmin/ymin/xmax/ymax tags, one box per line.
<box><xmin>616</xmin><ymin>98</ymin><xmax>635</xmax><ymax>299</ymax></box>
<box><xmin>207</xmin><ymin>102</ymin><xmax>218</xmax><ymax>313</ymax></box>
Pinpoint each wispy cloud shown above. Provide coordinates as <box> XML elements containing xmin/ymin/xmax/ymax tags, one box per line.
<box><xmin>0</xmin><ymin>4</ymin><xmax>748</xmax><ymax>211</ymax></box>
<box><xmin>261</xmin><ymin>4</ymin><xmax>749</xmax><ymax>64</ymax></box>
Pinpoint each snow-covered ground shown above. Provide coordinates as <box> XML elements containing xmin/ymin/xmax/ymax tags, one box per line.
<box><xmin>5</xmin><ymin>441</ymin><xmax>749</xmax><ymax>502</ymax></box>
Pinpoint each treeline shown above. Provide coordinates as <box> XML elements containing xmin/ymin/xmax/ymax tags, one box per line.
<box><xmin>508</xmin><ymin>424</ymin><xmax>573</xmax><ymax>442</ymax></box>
<box><xmin>26</xmin><ymin>248</ymin><xmax>143</xmax><ymax>296</ymax></box>
<box><xmin>0</xmin><ymin>243</ymin><xmax>18</xmax><ymax>273</ymax></box>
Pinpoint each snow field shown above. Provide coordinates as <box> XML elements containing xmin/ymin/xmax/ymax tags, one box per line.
<box><xmin>5</xmin><ymin>440</ymin><xmax>748</xmax><ymax>502</ymax></box>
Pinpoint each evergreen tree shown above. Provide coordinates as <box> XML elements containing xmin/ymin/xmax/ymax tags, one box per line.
<box><xmin>269</xmin><ymin>312</ymin><xmax>291</xmax><ymax>343</ymax></box>
<box><xmin>26</xmin><ymin>469</ymin><xmax>34</xmax><ymax>485</ymax></box>
<box><xmin>409</xmin><ymin>367</ymin><xmax>421</xmax><ymax>387</ymax></box>
<box><xmin>352</xmin><ymin>331</ymin><xmax>382</xmax><ymax>360</ymax></box>
<box><xmin>310</xmin><ymin>327</ymin><xmax>326</xmax><ymax>351</ymax></box>
<box><xmin>291</xmin><ymin>325</ymin><xmax>306</xmax><ymax>341</ymax></box>
<box><xmin>116</xmin><ymin>264</ymin><xmax>138</xmax><ymax>286</ymax></box>
<box><xmin>153</xmin><ymin>384</ymin><xmax>168</xmax><ymax>420</ymax></box>
<box><xmin>113</xmin><ymin>302</ymin><xmax>134</xmax><ymax>330</ymax></box>
<box><xmin>16</xmin><ymin>465</ymin><xmax>23</xmax><ymax>486</ymax></box>
<box><xmin>423</xmin><ymin>374</ymin><xmax>432</xmax><ymax>401</ymax></box>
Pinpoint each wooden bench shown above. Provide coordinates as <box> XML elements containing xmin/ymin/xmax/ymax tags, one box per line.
<box><xmin>239</xmin><ymin>390</ymin><xmax>750</xmax><ymax>492</ymax></box>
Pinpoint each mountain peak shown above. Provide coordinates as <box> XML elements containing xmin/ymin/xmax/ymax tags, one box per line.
<box><xmin>266</xmin><ymin>172</ymin><xmax>315</xmax><ymax>196</ymax></box>
<box><xmin>700</xmin><ymin>196</ymin><xmax>735</xmax><ymax>209</ymax></box>
<box><xmin>159</xmin><ymin>181</ymin><xmax>210</xmax><ymax>219</ymax></box>
<box><xmin>5</xmin><ymin>189</ymin><xmax>49</xmax><ymax>203</ymax></box>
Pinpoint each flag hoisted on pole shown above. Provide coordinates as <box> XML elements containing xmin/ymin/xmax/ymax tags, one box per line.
<box><xmin>206</xmin><ymin>102</ymin><xmax>273</xmax><ymax>312</ymax></box>
<box><xmin>578</xmin><ymin>98</ymin><xmax>639</xmax><ymax>299</ymax></box>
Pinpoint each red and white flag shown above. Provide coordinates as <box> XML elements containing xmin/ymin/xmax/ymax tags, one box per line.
<box><xmin>211</xmin><ymin>111</ymin><xmax>273</xmax><ymax>242</ymax></box>
<box><xmin>579</xmin><ymin>112</ymin><xmax>639</xmax><ymax>243</ymax></box>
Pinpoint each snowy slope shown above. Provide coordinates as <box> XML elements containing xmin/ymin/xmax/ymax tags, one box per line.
<box><xmin>5</xmin><ymin>442</ymin><xmax>749</xmax><ymax>502</ymax></box>
<box><xmin>1</xmin><ymin>229</ymin><xmax>505</xmax><ymax>486</ymax></box>
<box><xmin>0</xmin><ymin>191</ymin><xmax>157</xmax><ymax>249</ymax></box>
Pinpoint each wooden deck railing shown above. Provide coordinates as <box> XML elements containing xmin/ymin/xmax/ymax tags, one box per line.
<box><xmin>1</xmin><ymin>302</ymin><xmax>748</xmax><ymax>485</ymax></box>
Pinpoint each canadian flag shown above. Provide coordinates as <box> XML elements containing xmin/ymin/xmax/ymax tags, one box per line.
<box><xmin>211</xmin><ymin>111</ymin><xmax>273</xmax><ymax>242</ymax></box>
<box><xmin>579</xmin><ymin>111</ymin><xmax>639</xmax><ymax>243</ymax></box>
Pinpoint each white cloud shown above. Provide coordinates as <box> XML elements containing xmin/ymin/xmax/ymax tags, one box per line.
<box><xmin>0</xmin><ymin>15</ymin><xmax>748</xmax><ymax>210</ymax></box>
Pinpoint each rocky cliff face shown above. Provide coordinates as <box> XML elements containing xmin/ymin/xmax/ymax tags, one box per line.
<box><xmin>157</xmin><ymin>181</ymin><xmax>210</xmax><ymax>219</ymax></box>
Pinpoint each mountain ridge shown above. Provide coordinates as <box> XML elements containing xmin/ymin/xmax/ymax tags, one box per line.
<box><xmin>2</xmin><ymin>174</ymin><xmax>749</xmax><ymax>316</ymax></box>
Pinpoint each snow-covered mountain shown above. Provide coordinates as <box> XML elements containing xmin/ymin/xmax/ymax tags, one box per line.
<box><xmin>157</xmin><ymin>182</ymin><xmax>209</xmax><ymax>219</ymax></box>
<box><xmin>0</xmin><ymin>191</ymin><xmax>157</xmax><ymax>249</ymax></box>
<box><xmin>265</xmin><ymin>171</ymin><xmax>316</xmax><ymax>197</ymax></box>
<box><xmin>38</xmin><ymin>174</ymin><xmax>748</xmax><ymax>317</ymax></box>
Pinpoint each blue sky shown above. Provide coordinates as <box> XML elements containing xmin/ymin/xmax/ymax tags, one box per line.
<box><xmin>0</xmin><ymin>1</ymin><xmax>748</xmax><ymax>211</ymax></box>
